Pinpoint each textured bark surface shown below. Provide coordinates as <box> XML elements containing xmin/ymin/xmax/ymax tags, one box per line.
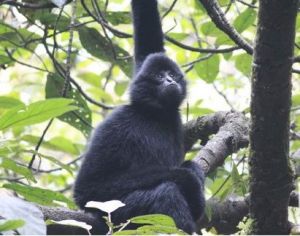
<box><xmin>249</xmin><ymin>0</ymin><xmax>298</xmax><ymax>234</ymax></box>
<box><xmin>191</xmin><ymin>111</ymin><xmax>249</xmax><ymax>175</ymax></box>
<box><xmin>39</xmin><ymin>191</ymin><xmax>299</xmax><ymax>235</ymax></box>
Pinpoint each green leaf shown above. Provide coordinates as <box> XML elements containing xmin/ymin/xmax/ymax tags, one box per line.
<box><xmin>23</xmin><ymin>149</ymin><xmax>74</xmax><ymax>174</ymax></box>
<box><xmin>0</xmin><ymin>219</ymin><xmax>25</xmax><ymax>232</ymax></box>
<box><xmin>292</xmin><ymin>94</ymin><xmax>300</xmax><ymax>106</ymax></box>
<box><xmin>115</xmin><ymin>81</ymin><xmax>128</xmax><ymax>96</ymax></box>
<box><xmin>0</xmin><ymin>54</ymin><xmax>12</xmax><ymax>65</ymax></box>
<box><xmin>116</xmin><ymin>214</ymin><xmax>184</xmax><ymax>235</ymax></box>
<box><xmin>78</xmin><ymin>72</ymin><xmax>101</xmax><ymax>87</ymax></box>
<box><xmin>167</xmin><ymin>33</ymin><xmax>188</xmax><ymax>41</ymax></box>
<box><xmin>0</xmin><ymin>97</ymin><xmax>24</xmax><ymax>109</ymax></box>
<box><xmin>39</xmin><ymin>13</ymin><xmax>71</xmax><ymax>31</ymax></box>
<box><xmin>194</xmin><ymin>0</ymin><xmax>206</xmax><ymax>12</ymax></box>
<box><xmin>231</xmin><ymin>163</ymin><xmax>240</xmax><ymax>184</ymax></box>
<box><xmin>3</xmin><ymin>183</ymin><xmax>77</xmax><ymax>209</ymax></box>
<box><xmin>0</xmin><ymin>157</ymin><xmax>36</xmax><ymax>182</ymax></box>
<box><xmin>201</xmin><ymin>22</ymin><xmax>221</xmax><ymax>37</ymax></box>
<box><xmin>0</xmin><ymin>22</ymin><xmax>39</xmax><ymax>51</ymax></box>
<box><xmin>22</xmin><ymin>135</ymin><xmax>82</xmax><ymax>155</ymax></box>
<box><xmin>46</xmin><ymin>73</ymin><xmax>92</xmax><ymax>137</ymax></box>
<box><xmin>0</xmin><ymin>98</ymin><xmax>77</xmax><ymax>130</ymax></box>
<box><xmin>233</xmin><ymin>8</ymin><xmax>256</xmax><ymax>33</ymax></box>
<box><xmin>78</xmin><ymin>27</ymin><xmax>132</xmax><ymax>77</ymax></box>
<box><xmin>106</xmin><ymin>11</ymin><xmax>131</xmax><ymax>25</ymax></box>
<box><xmin>195</xmin><ymin>55</ymin><xmax>220</xmax><ymax>83</ymax></box>
<box><xmin>130</xmin><ymin>214</ymin><xmax>177</xmax><ymax>227</ymax></box>
<box><xmin>114</xmin><ymin>214</ymin><xmax>184</xmax><ymax>235</ymax></box>
<box><xmin>235</xmin><ymin>53</ymin><xmax>252</xmax><ymax>76</ymax></box>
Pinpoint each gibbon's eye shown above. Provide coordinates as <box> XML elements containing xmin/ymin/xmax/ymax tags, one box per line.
<box><xmin>169</xmin><ymin>72</ymin><xmax>175</xmax><ymax>78</ymax></box>
<box><xmin>158</xmin><ymin>73</ymin><xmax>164</xmax><ymax>79</ymax></box>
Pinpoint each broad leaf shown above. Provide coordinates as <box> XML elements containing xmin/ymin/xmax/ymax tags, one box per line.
<box><xmin>235</xmin><ymin>53</ymin><xmax>252</xmax><ymax>76</ymax></box>
<box><xmin>46</xmin><ymin>73</ymin><xmax>92</xmax><ymax>137</ymax></box>
<box><xmin>24</xmin><ymin>150</ymin><xmax>74</xmax><ymax>174</ymax></box>
<box><xmin>195</xmin><ymin>55</ymin><xmax>220</xmax><ymax>83</ymax></box>
<box><xmin>0</xmin><ymin>157</ymin><xmax>36</xmax><ymax>182</ymax></box>
<box><xmin>3</xmin><ymin>183</ymin><xmax>77</xmax><ymax>209</ymax></box>
<box><xmin>21</xmin><ymin>135</ymin><xmax>82</xmax><ymax>155</ymax></box>
<box><xmin>0</xmin><ymin>98</ymin><xmax>77</xmax><ymax>130</ymax></box>
<box><xmin>233</xmin><ymin>8</ymin><xmax>256</xmax><ymax>33</ymax></box>
<box><xmin>0</xmin><ymin>22</ymin><xmax>39</xmax><ymax>51</ymax></box>
<box><xmin>78</xmin><ymin>27</ymin><xmax>132</xmax><ymax>77</ymax></box>
<box><xmin>106</xmin><ymin>11</ymin><xmax>131</xmax><ymax>26</ymax></box>
<box><xmin>0</xmin><ymin>97</ymin><xmax>24</xmax><ymax>109</ymax></box>
<box><xmin>0</xmin><ymin>219</ymin><xmax>25</xmax><ymax>233</ymax></box>
<box><xmin>116</xmin><ymin>214</ymin><xmax>184</xmax><ymax>235</ymax></box>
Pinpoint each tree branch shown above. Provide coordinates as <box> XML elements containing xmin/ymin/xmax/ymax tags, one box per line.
<box><xmin>1</xmin><ymin>0</ymin><xmax>72</xmax><ymax>9</ymax></box>
<box><xmin>191</xmin><ymin>111</ymin><xmax>249</xmax><ymax>175</ymax></box>
<box><xmin>198</xmin><ymin>191</ymin><xmax>299</xmax><ymax>234</ymax></box>
<box><xmin>184</xmin><ymin>111</ymin><xmax>249</xmax><ymax>174</ymax></box>
<box><xmin>39</xmin><ymin>191</ymin><xmax>298</xmax><ymax>235</ymax></box>
<box><xmin>197</xmin><ymin>0</ymin><xmax>253</xmax><ymax>55</ymax></box>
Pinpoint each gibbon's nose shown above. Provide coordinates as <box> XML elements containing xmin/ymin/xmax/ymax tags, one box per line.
<box><xmin>166</xmin><ymin>76</ymin><xmax>174</xmax><ymax>83</ymax></box>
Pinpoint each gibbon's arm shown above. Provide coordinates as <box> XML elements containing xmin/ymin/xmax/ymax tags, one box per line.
<box><xmin>132</xmin><ymin>0</ymin><xmax>165</xmax><ymax>72</ymax></box>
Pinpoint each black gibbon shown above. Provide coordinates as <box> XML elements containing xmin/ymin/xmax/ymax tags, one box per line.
<box><xmin>74</xmin><ymin>0</ymin><xmax>205</xmax><ymax>233</ymax></box>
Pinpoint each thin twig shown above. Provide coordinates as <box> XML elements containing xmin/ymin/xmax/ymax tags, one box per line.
<box><xmin>162</xmin><ymin>0</ymin><xmax>178</xmax><ymax>19</ymax></box>
<box><xmin>4</xmin><ymin>48</ymin><xmax>50</xmax><ymax>73</ymax></box>
<box><xmin>212</xmin><ymin>83</ymin><xmax>235</xmax><ymax>110</ymax></box>
<box><xmin>166</xmin><ymin>36</ymin><xmax>241</xmax><ymax>53</ymax></box>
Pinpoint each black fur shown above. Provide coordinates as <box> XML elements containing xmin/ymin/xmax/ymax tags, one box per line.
<box><xmin>74</xmin><ymin>0</ymin><xmax>205</xmax><ymax>234</ymax></box>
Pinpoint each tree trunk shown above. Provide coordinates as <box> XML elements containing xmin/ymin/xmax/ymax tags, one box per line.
<box><xmin>249</xmin><ymin>0</ymin><xmax>298</xmax><ymax>234</ymax></box>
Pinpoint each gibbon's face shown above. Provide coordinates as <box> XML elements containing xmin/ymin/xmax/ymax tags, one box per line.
<box><xmin>130</xmin><ymin>53</ymin><xmax>186</xmax><ymax>110</ymax></box>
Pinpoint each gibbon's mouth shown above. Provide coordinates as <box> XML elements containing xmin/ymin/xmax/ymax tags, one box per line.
<box><xmin>165</xmin><ymin>83</ymin><xmax>182</xmax><ymax>93</ymax></box>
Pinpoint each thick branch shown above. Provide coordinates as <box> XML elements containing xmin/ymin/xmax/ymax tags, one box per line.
<box><xmin>185</xmin><ymin>111</ymin><xmax>249</xmax><ymax>175</ymax></box>
<box><xmin>1</xmin><ymin>0</ymin><xmax>72</xmax><ymax>9</ymax></box>
<box><xmin>198</xmin><ymin>0</ymin><xmax>253</xmax><ymax>55</ymax></box>
<box><xmin>197</xmin><ymin>191</ymin><xmax>299</xmax><ymax>234</ymax></box>
<box><xmin>39</xmin><ymin>191</ymin><xmax>298</xmax><ymax>235</ymax></box>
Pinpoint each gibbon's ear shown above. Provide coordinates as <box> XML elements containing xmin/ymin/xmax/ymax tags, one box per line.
<box><xmin>132</xmin><ymin>0</ymin><xmax>165</xmax><ymax>74</ymax></box>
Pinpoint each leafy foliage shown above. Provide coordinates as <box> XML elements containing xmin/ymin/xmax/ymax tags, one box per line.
<box><xmin>0</xmin><ymin>0</ymin><xmax>299</xmax><ymax>234</ymax></box>
<box><xmin>46</xmin><ymin>73</ymin><xmax>92</xmax><ymax>137</ymax></box>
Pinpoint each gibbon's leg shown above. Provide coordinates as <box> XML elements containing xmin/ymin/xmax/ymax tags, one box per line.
<box><xmin>112</xmin><ymin>182</ymin><xmax>196</xmax><ymax>234</ymax></box>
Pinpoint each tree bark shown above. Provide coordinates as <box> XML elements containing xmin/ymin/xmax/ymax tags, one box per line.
<box><xmin>249</xmin><ymin>0</ymin><xmax>298</xmax><ymax>234</ymax></box>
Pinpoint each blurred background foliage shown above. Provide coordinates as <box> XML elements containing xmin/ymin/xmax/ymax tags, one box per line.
<box><xmin>0</xmin><ymin>0</ymin><xmax>299</xmax><ymax>231</ymax></box>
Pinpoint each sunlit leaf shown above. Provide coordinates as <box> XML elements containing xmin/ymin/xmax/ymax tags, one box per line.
<box><xmin>0</xmin><ymin>98</ymin><xmax>77</xmax><ymax>130</ymax></box>
<box><xmin>130</xmin><ymin>214</ymin><xmax>176</xmax><ymax>227</ymax></box>
<box><xmin>116</xmin><ymin>214</ymin><xmax>184</xmax><ymax>235</ymax></box>
<box><xmin>0</xmin><ymin>219</ymin><xmax>25</xmax><ymax>233</ymax></box>
<box><xmin>115</xmin><ymin>81</ymin><xmax>128</xmax><ymax>96</ymax></box>
<box><xmin>195</xmin><ymin>55</ymin><xmax>220</xmax><ymax>83</ymax></box>
<box><xmin>233</xmin><ymin>8</ymin><xmax>256</xmax><ymax>33</ymax></box>
<box><xmin>0</xmin><ymin>157</ymin><xmax>36</xmax><ymax>182</ymax></box>
<box><xmin>235</xmin><ymin>53</ymin><xmax>252</xmax><ymax>76</ymax></box>
<box><xmin>0</xmin><ymin>97</ymin><xmax>24</xmax><ymax>109</ymax></box>
<box><xmin>21</xmin><ymin>135</ymin><xmax>82</xmax><ymax>155</ymax></box>
<box><xmin>85</xmin><ymin>200</ymin><xmax>125</xmax><ymax>213</ymax></box>
<box><xmin>25</xmin><ymin>150</ymin><xmax>74</xmax><ymax>174</ymax></box>
<box><xmin>3</xmin><ymin>183</ymin><xmax>77</xmax><ymax>209</ymax></box>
